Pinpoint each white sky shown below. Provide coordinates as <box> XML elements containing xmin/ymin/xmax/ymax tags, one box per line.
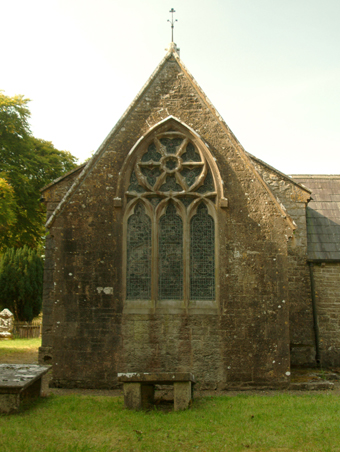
<box><xmin>2</xmin><ymin>0</ymin><xmax>340</xmax><ymax>175</ymax></box>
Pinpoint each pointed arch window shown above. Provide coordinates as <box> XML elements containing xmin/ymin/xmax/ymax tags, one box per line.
<box><xmin>123</xmin><ymin>125</ymin><xmax>218</xmax><ymax>312</ymax></box>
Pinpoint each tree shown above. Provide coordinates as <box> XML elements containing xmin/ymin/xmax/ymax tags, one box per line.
<box><xmin>0</xmin><ymin>92</ymin><xmax>78</xmax><ymax>251</ymax></box>
<box><xmin>0</xmin><ymin>246</ymin><xmax>44</xmax><ymax>322</ymax></box>
<box><xmin>0</xmin><ymin>177</ymin><xmax>17</xmax><ymax>230</ymax></box>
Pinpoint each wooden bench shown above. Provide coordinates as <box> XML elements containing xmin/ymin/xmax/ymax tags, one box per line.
<box><xmin>117</xmin><ymin>372</ymin><xmax>195</xmax><ymax>411</ymax></box>
<box><xmin>0</xmin><ymin>364</ymin><xmax>49</xmax><ymax>414</ymax></box>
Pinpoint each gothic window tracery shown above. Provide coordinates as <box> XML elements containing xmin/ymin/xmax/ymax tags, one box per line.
<box><xmin>124</xmin><ymin>127</ymin><xmax>218</xmax><ymax>307</ymax></box>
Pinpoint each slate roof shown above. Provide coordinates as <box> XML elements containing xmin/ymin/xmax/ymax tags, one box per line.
<box><xmin>291</xmin><ymin>175</ymin><xmax>340</xmax><ymax>261</ymax></box>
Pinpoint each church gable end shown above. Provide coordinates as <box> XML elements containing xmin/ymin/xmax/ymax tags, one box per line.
<box><xmin>40</xmin><ymin>46</ymin><xmax>295</xmax><ymax>389</ymax></box>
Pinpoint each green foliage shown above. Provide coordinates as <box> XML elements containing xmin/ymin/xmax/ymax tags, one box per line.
<box><xmin>0</xmin><ymin>91</ymin><xmax>78</xmax><ymax>251</ymax></box>
<box><xmin>0</xmin><ymin>246</ymin><xmax>44</xmax><ymax>321</ymax></box>
<box><xmin>0</xmin><ymin>177</ymin><xmax>17</xmax><ymax>229</ymax></box>
<box><xmin>0</xmin><ymin>92</ymin><xmax>31</xmax><ymax>139</ymax></box>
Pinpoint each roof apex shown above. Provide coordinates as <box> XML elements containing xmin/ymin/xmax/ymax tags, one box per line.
<box><xmin>165</xmin><ymin>42</ymin><xmax>180</xmax><ymax>55</ymax></box>
<box><xmin>44</xmin><ymin>47</ymin><xmax>296</xmax><ymax>232</ymax></box>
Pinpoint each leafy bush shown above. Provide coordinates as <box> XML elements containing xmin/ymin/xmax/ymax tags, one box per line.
<box><xmin>0</xmin><ymin>246</ymin><xmax>43</xmax><ymax>321</ymax></box>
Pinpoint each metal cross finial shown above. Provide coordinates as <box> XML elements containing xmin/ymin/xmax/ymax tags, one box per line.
<box><xmin>168</xmin><ymin>8</ymin><xmax>177</xmax><ymax>43</ymax></box>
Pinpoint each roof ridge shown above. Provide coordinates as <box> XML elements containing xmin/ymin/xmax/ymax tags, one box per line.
<box><xmin>246</xmin><ymin>152</ymin><xmax>312</xmax><ymax>194</ymax></box>
<box><xmin>40</xmin><ymin>163</ymin><xmax>86</xmax><ymax>193</ymax></box>
<box><xmin>291</xmin><ymin>175</ymin><xmax>340</xmax><ymax>179</ymax></box>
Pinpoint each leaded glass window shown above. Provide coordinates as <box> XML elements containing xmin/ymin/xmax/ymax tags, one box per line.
<box><xmin>159</xmin><ymin>204</ymin><xmax>183</xmax><ymax>300</ymax></box>
<box><xmin>190</xmin><ymin>203</ymin><xmax>215</xmax><ymax>300</ymax></box>
<box><xmin>126</xmin><ymin>203</ymin><xmax>152</xmax><ymax>299</ymax></box>
<box><xmin>124</xmin><ymin>126</ymin><xmax>218</xmax><ymax>307</ymax></box>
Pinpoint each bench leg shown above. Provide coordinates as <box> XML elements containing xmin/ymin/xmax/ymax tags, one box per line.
<box><xmin>123</xmin><ymin>383</ymin><xmax>154</xmax><ymax>410</ymax></box>
<box><xmin>174</xmin><ymin>381</ymin><xmax>192</xmax><ymax>411</ymax></box>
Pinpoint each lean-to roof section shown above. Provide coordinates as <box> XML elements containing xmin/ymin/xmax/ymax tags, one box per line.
<box><xmin>292</xmin><ymin>175</ymin><xmax>340</xmax><ymax>261</ymax></box>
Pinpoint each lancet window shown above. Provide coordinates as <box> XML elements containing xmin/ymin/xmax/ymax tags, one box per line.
<box><xmin>124</xmin><ymin>128</ymin><xmax>218</xmax><ymax>307</ymax></box>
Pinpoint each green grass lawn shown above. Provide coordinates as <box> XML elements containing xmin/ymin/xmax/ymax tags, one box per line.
<box><xmin>0</xmin><ymin>337</ymin><xmax>41</xmax><ymax>354</ymax></box>
<box><xmin>1</xmin><ymin>392</ymin><xmax>340</xmax><ymax>452</ymax></box>
<box><xmin>0</xmin><ymin>338</ymin><xmax>41</xmax><ymax>363</ymax></box>
<box><xmin>1</xmin><ymin>340</ymin><xmax>339</xmax><ymax>451</ymax></box>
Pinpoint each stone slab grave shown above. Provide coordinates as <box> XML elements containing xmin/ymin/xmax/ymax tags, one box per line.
<box><xmin>0</xmin><ymin>364</ymin><xmax>49</xmax><ymax>414</ymax></box>
<box><xmin>118</xmin><ymin>372</ymin><xmax>195</xmax><ymax>411</ymax></box>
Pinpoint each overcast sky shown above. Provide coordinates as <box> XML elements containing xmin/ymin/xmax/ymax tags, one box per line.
<box><xmin>2</xmin><ymin>0</ymin><xmax>340</xmax><ymax>175</ymax></box>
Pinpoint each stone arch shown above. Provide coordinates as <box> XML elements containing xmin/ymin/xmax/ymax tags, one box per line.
<box><xmin>115</xmin><ymin>116</ymin><xmax>224</xmax><ymax>203</ymax></box>
<box><xmin>121</xmin><ymin>117</ymin><xmax>221</xmax><ymax>313</ymax></box>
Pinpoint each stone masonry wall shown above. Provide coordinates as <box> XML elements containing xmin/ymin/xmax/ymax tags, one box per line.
<box><xmin>251</xmin><ymin>159</ymin><xmax>316</xmax><ymax>366</ymax></box>
<box><xmin>42</xmin><ymin>54</ymin><xmax>293</xmax><ymax>388</ymax></box>
<box><xmin>313</xmin><ymin>263</ymin><xmax>340</xmax><ymax>366</ymax></box>
<box><xmin>39</xmin><ymin>168</ymin><xmax>83</xmax><ymax>364</ymax></box>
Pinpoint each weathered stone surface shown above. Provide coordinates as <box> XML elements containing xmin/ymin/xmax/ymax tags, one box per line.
<box><xmin>118</xmin><ymin>372</ymin><xmax>195</xmax><ymax>384</ymax></box>
<box><xmin>123</xmin><ymin>383</ymin><xmax>142</xmax><ymax>410</ymax></box>
<box><xmin>289</xmin><ymin>381</ymin><xmax>334</xmax><ymax>390</ymax></box>
<box><xmin>38</xmin><ymin>46</ymin><xmax>316</xmax><ymax>391</ymax></box>
<box><xmin>251</xmin><ymin>161</ymin><xmax>315</xmax><ymax>366</ymax></box>
<box><xmin>312</xmin><ymin>263</ymin><xmax>340</xmax><ymax>366</ymax></box>
<box><xmin>174</xmin><ymin>381</ymin><xmax>192</xmax><ymax>411</ymax></box>
<box><xmin>0</xmin><ymin>365</ymin><xmax>49</xmax><ymax>414</ymax></box>
<box><xmin>122</xmin><ymin>383</ymin><xmax>155</xmax><ymax>410</ymax></box>
<box><xmin>119</xmin><ymin>372</ymin><xmax>194</xmax><ymax>411</ymax></box>
<box><xmin>0</xmin><ymin>309</ymin><xmax>14</xmax><ymax>340</ymax></box>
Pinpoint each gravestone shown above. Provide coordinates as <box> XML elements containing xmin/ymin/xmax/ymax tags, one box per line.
<box><xmin>0</xmin><ymin>309</ymin><xmax>14</xmax><ymax>340</ymax></box>
<box><xmin>0</xmin><ymin>364</ymin><xmax>49</xmax><ymax>414</ymax></box>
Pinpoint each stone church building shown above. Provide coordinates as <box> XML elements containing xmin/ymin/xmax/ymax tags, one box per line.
<box><xmin>39</xmin><ymin>44</ymin><xmax>340</xmax><ymax>389</ymax></box>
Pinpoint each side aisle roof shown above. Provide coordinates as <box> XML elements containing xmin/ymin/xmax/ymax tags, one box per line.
<box><xmin>292</xmin><ymin>175</ymin><xmax>340</xmax><ymax>261</ymax></box>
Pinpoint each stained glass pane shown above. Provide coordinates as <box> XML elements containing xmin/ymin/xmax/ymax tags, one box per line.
<box><xmin>160</xmin><ymin>138</ymin><xmax>183</xmax><ymax>154</ymax></box>
<box><xmin>150</xmin><ymin>197</ymin><xmax>163</xmax><ymax>208</ymax></box>
<box><xmin>141</xmin><ymin>143</ymin><xmax>162</xmax><ymax>162</ymax></box>
<box><xmin>159</xmin><ymin>175</ymin><xmax>183</xmax><ymax>192</ymax></box>
<box><xmin>197</xmin><ymin>169</ymin><xmax>215</xmax><ymax>194</ymax></box>
<box><xmin>181</xmin><ymin>143</ymin><xmax>201</xmax><ymax>162</ymax></box>
<box><xmin>128</xmin><ymin>171</ymin><xmax>146</xmax><ymax>193</ymax></box>
<box><xmin>179</xmin><ymin>197</ymin><xmax>194</xmax><ymax>208</ymax></box>
<box><xmin>190</xmin><ymin>203</ymin><xmax>215</xmax><ymax>300</ymax></box>
<box><xmin>141</xmin><ymin>166</ymin><xmax>162</xmax><ymax>187</ymax></box>
<box><xmin>180</xmin><ymin>166</ymin><xmax>202</xmax><ymax>187</ymax></box>
<box><xmin>126</xmin><ymin>203</ymin><xmax>151</xmax><ymax>299</ymax></box>
<box><xmin>159</xmin><ymin>204</ymin><xmax>183</xmax><ymax>299</ymax></box>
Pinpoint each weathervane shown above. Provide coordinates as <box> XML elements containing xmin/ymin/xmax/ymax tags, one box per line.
<box><xmin>168</xmin><ymin>8</ymin><xmax>177</xmax><ymax>43</ymax></box>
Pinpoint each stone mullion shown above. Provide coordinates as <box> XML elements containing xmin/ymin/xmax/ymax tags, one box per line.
<box><xmin>181</xmin><ymin>162</ymin><xmax>203</xmax><ymax>167</ymax></box>
<box><xmin>151</xmin><ymin>209</ymin><xmax>158</xmax><ymax>306</ymax></box>
<box><xmin>153</xmin><ymin>171</ymin><xmax>167</xmax><ymax>191</ymax></box>
<box><xmin>183</xmin><ymin>210</ymin><xmax>190</xmax><ymax>307</ymax></box>
<box><xmin>177</xmin><ymin>137</ymin><xmax>189</xmax><ymax>157</ymax></box>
